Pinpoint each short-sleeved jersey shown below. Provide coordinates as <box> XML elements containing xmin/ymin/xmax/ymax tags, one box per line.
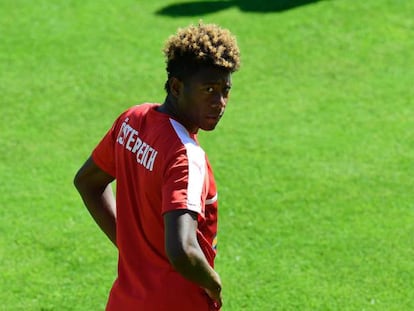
<box><xmin>91</xmin><ymin>103</ymin><xmax>219</xmax><ymax>311</ymax></box>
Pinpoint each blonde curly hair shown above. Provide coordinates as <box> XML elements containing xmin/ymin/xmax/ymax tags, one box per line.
<box><xmin>163</xmin><ymin>22</ymin><xmax>240</xmax><ymax>92</ymax></box>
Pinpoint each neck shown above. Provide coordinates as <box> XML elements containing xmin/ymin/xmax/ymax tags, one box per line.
<box><xmin>158</xmin><ymin>95</ymin><xmax>198</xmax><ymax>134</ymax></box>
<box><xmin>158</xmin><ymin>95</ymin><xmax>177</xmax><ymax>116</ymax></box>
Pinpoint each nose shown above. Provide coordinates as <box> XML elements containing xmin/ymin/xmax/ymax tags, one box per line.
<box><xmin>212</xmin><ymin>93</ymin><xmax>227</xmax><ymax>109</ymax></box>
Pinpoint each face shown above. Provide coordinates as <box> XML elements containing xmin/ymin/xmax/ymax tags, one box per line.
<box><xmin>174</xmin><ymin>66</ymin><xmax>232</xmax><ymax>133</ymax></box>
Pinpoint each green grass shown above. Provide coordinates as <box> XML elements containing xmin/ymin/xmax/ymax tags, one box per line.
<box><xmin>1</xmin><ymin>0</ymin><xmax>414</xmax><ymax>310</ymax></box>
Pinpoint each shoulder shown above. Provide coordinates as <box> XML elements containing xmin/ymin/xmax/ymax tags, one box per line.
<box><xmin>168</xmin><ymin>119</ymin><xmax>205</xmax><ymax>159</ymax></box>
<box><xmin>168</xmin><ymin>119</ymin><xmax>201</xmax><ymax>149</ymax></box>
<box><xmin>113</xmin><ymin>103</ymin><xmax>161</xmax><ymax>132</ymax></box>
<box><xmin>123</xmin><ymin>103</ymin><xmax>159</xmax><ymax>118</ymax></box>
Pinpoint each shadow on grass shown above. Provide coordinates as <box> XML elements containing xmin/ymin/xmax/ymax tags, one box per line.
<box><xmin>156</xmin><ymin>0</ymin><xmax>323</xmax><ymax>16</ymax></box>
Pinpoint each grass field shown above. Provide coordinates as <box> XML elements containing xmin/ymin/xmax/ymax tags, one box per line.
<box><xmin>1</xmin><ymin>0</ymin><xmax>414</xmax><ymax>310</ymax></box>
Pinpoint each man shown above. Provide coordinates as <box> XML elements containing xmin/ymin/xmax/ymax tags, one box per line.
<box><xmin>74</xmin><ymin>22</ymin><xmax>240</xmax><ymax>310</ymax></box>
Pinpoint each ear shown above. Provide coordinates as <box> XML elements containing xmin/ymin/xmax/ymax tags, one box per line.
<box><xmin>169</xmin><ymin>77</ymin><xmax>183</xmax><ymax>98</ymax></box>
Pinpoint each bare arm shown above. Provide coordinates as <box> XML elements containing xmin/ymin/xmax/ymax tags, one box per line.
<box><xmin>74</xmin><ymin>156</ymin><xmax>117</xmax><ymax>247</ymax></box>
<box><xmin>164</xmin><ymin>210</ymin><xmax>222</xmax><ymax>308</ymax></box>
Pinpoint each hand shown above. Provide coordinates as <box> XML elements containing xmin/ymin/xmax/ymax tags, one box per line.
<box><xmin>205</xmin><ymin>286</ymin><xmax>222</xmax><ymax>310</ymax></box>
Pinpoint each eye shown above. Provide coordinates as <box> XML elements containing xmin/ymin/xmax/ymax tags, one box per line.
<box><xmin>206</xmin><ymin>86</ymin><xmax>214</xmax><ymax>93</ymax></box>
<box><xmin>222</xmin><ymin>86</ymin><xmax>231</xmax><ymax>96</ymax></box>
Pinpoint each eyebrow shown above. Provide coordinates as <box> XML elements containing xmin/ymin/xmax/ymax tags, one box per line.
<box><xmin>201</xmin><ymin>81</ymin><xmax>232</xmax><ymax>86</ymax></box>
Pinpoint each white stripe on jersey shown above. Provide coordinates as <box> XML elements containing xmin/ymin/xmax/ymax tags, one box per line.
<box><xmin>170</xmin><ymin>119</ymin><xmax>206</xmax><ymax>214</ymax></box>
<box><xmin>205</xmin><ymin>193</ymin><xmax>218</xmax><ymax>205</ymax></box>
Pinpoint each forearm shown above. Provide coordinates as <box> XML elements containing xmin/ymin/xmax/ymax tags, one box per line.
<box><xmin>164</xmin><ymin>210</ymin><xmax>222</xmax><ymax>306</ymax></box>
<box><xmin>76</xmin><ymin>183</ymin><xmax>117</xmax><ymax>247</ymax></box>
<box><xmin>169</xmin><ymin>241</ymin><xmax>221</xmax><ymax>293</ymax></box>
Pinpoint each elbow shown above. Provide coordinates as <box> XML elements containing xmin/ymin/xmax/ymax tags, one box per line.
<box><xmin>73</xmin><ymin>170</ymin><xmax>83</xmax><ymax>191</ymax></box>
<box><xmin>73</xmin><ymin>168</ymin><xmax>90</xmax><ymax>194</ymax></box>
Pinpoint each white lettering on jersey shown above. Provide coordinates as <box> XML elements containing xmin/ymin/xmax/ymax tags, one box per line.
<box><xmin>116</xmin><ymin>117</ymin><xmax>158</xmax><ymax>171</ymax></box>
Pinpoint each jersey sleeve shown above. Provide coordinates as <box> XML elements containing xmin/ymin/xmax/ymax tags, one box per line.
<box><xmin>91</xmin><ymin>114</ymin><xmax>124</xmax><ymax>178</ymax></box>
<box><xmin>162</xmin><ymin>146</ymin><xmax>207</xmax><ymax>217</ymax></box>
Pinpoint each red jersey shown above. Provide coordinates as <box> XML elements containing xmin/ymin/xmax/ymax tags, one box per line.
<box><xmin>92</xmin><ymin>103</ymin><xmax>219</xmax><ymax>311</ymax></box>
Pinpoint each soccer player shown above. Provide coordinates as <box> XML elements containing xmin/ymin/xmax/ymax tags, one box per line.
<box><xmin>74</xmin><ymin>22</ymin><xmax>240</xmax><ymax>310</ymax></box>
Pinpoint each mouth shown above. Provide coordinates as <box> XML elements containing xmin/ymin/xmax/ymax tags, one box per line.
<box><xmin>203</xmin><ymin>112</ymin><xmax>224</xmax><ymax>130</ymax></box>
<box><xmin>206</xmin><ymin>110</ymin><xmax>224</xmax><ymax>120</ymax></box>
<box><xmin>206</xmin><ymin>115</ymin><xmax>221</xmax><ymax>122</ymax></box>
